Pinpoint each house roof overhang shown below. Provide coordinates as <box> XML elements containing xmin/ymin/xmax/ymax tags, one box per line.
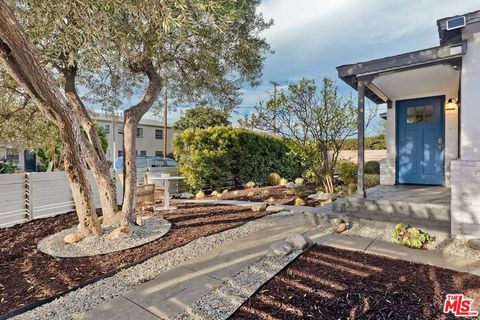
<box><xmin>336</xmin><ymin>42</ymin><xmax>465</xmax><ymax>104</ymax></box>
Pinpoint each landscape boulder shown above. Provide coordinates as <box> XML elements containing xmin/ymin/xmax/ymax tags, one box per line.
<box><xmin>286</xmin><ymin>233</ymin><xmax>313</xmax><ymax>250</ymax></box>
<box><xmin>269</xmin><ymin>241</ymin><xmax>294</xmax><ymax>256</ymax></box>
<box><xmin>332</xmin><ymin>223</ymin><xmax>347</xmax><ymax>234</ymax></box>
<box><xmin>195</xmin><ymin>191</ymin><xmax>205</xmax><ymax>199</ymax></box>
<box><xmin>136</xmin><ymin>216</ymin><xmax>146</xmax><ymax>226</ymax></box>
<box><xmin>180</xmin><ymin>192</ymin><xmax>194</xmax><ymax>199</ymax></box>
<box><xmin>106</xmin><ymin>226</ymin><xmax>131</xmax><ymax>241</ymax></box>
<box><xmin>63</xmin><ymin>233</ymin><xmax>82</xmax><ymax>245</ymax></box>
<box><xmin>251</xmin><ymin>203</ymin><xmax>267</xmax><ymax>212</ymax></box>
<box><xmin>468</xmin><ymin>239</ymin><xmax>480</xmax><ymax>251</ymax></box>
<box><xmin>308</xmin><ymin>191</ymin><xmax>336</xmax><ymax>201</ymax></box>
<box><xmin>266</xmin><ymin>205</ymin><xmax>284</xmax><ymax>213</ymax></box>
<box><xmin>286</xmin><ymin>182</ymin><xmax>295</xmax><ymax>188</ymax></box>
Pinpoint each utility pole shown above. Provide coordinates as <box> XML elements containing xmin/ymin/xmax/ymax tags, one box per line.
<box><xmin>270</xmin><ymin>81</ymin><xmax>279</xmax><ymax>134</ymax></box>
<box><xmin>163</xmin><ymin>80</ymin><xmax>168</xmax><ymax>159</ymax></box>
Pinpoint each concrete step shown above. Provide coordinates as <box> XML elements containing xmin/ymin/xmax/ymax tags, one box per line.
<box><xmin>344</xmin><ymin>196</ymin><xmax>450</xmax><ymax>222</ymax></box>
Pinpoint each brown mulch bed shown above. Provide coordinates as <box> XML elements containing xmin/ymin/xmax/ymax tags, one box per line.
<box><xmin>0</xmin><ymin>204</ymin><xmax>270</xmax><ymax>316</ymax></box>
<box><xmin>207</xmin><ymin>185</ymin><xmax>320</xmax><ymax>206</ymax></box>
<box><xmin>231</xmin><ymin>244</ymin><xmax>480</xmax><ymax>320</ymax></box>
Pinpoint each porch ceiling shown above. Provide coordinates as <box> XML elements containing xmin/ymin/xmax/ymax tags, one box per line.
<box><xmin>337</xmin><ymin>43</ymin><xmax>465</xmax><ymax>104</ymax></box>
<box><xmin>371</xmin><ymin>64</ymin><xmax>460</xmax><ymax>101</ymax></box>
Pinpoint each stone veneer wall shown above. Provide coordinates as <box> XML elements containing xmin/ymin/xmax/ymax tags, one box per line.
<box><xmin>451</xmin><ymin>160</ymin><xmax>480</xmax><ymax>238</ymax></box>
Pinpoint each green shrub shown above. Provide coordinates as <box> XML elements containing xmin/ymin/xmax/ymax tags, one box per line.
<box><xmin>392</xmin><ymin>223</ymin><xmax>431</xmax><ymax>249</ymax></box>
<box><xmin>0</xmin><ymin>161</ymin><xmax>16</xmax><ymax>174</ymax></box>
<box><xmin>347</xmin><ymin>183</ymin><xmax>357</xmax><ymax>195</ymax></box>
<box><xmin>365</xmin><ymin>161</ymin><xmax>380</xmax><ymax>174</ymax></box>
<box><xmin>267</xmin><ymin>173</ymin><xmax>282</xmax><ymax>186</ymax></box>
<box><xmin>365</xmin><ymin>174</ymin><xmax>380</xmax><ymax>188</ymax></box>
<box><xmin>174</xmin><ymin>126</ymin><xmax>303</xmax><ymax>191</ymax></box>
<box><xmin>337</xmin><ymin>159</ymin><xmax>357</xmax><ymax>185</ymax></box>
<box><xmin>342</xmin><ymin>135</ymin><xmax>386</xmax><ymax>150</ymax></box>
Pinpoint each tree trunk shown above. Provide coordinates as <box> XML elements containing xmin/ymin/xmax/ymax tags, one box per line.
<box><xmin>121</xmin><ymin>111</ymin><xmax>139</xmax><ymax>225</ymax></box>
<box><xmin>64</xmin><ymin>66</ymin><xmax>119</xmax><ymax>226</ymax></box>
<box><xmin>120</xmin><ymin>61</ymin><xmax>162</xmax><ymax>224</ymax></box>
<box><xmin>0</xmin><ymin>2</ymin><xmax>101</xmax><ymax>236</ymax></box>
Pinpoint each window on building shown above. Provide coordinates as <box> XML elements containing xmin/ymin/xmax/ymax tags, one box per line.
<box><xmin>407</xmin><ymin>105</ymin><xmax>434</xmax><ymax>124</ymax></box>
<box><xmin>155</xmin><ymin>151</ymin><xmax>163</xmax><ymax>157</ymax></box>
<box><xmin>6</xmin><ymin>148</ymin><xmax>19</xmax><ymax>162</ymax></box>
<box><xmin>139</xmin><ymin>150</ymin><xmax>147</xmax><ymax>157</ymax></box>
<box><xmin>104</xmin><ymin>124</ymin><xmax>110</xmax><ymax>134</ymax></box>
<box><xmin>136</xmin><ymin>127</ymin><xmax>143</xmax><ymax>138</ymax></box>
<box><xmin>155</xmin><ymin>129</ymin><xmax>163</xmax><ymax>139</ymax></box>
<box><xmin>118</xmin><ymin>150</ymin><xmax>124</xmax><ymax>157</ymax></box>
<box><xmin>118</xmin><ymin>127</ymin><xmax>124</xmax><ymax>134</ymax></box>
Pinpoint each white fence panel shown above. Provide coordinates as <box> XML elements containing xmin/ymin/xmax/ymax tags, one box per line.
<box><xmin>0</xmin><ymin>174</ymin><xmax>27</xmax><ymax>227</ymax></box>
<box><xmin>29</xmin><ymin>172</ymin><xmax>75</xmax><ymax>220</ymax></box>
<box><xmin>0</xmin><ymin>167</ymin><xmax>186</xmax><ymax>228</ymax></box>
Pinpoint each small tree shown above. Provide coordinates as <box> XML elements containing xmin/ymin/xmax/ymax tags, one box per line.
<box><xmin>250</xmin><ymin>78</ymin><xmax>376</xmax><ymax>193</ymax></box>
<box><xmin>174</xmin><ymin>106</ymin><xmax>231</xmax><ymax>131</ymax></box>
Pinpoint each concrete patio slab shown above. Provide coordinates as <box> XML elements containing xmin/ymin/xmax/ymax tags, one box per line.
<box><xmin>80</xmin><ymin>296</ymin><xmax>159</xmax><ymax>320</ymax></box>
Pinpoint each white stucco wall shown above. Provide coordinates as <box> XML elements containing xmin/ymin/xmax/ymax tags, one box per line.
<box><xmin>460</xmin><ymin>32</ymin><xmax>480</xmax><ymax>160</ymax></box>
<box><xmin>450</xmin><ymin>26</ymin><xmax>480</xmax><ymax>238</ymax></box>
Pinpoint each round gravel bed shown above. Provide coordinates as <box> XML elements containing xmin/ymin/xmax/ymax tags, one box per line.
<box><xmin>38</xmin><ymin>217</ymin><xmax>171</xmax><ymax>258</ymax></box>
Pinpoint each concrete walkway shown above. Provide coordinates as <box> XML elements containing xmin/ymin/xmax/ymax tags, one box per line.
<box><xmin>81</xmin><ymin>213</ymin><xmax>311</xmax><ymax>320</ymax></box>
<box><xmin>81</xmin><ymin>201</ymin><xmax>480</xmax><ymax>320</ymax></box>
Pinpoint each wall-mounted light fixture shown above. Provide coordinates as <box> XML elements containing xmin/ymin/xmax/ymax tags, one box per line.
<box><xmin>445</xmin><ymin>98</ymin><xmax>458</xmax><ymax>111</ymax></box>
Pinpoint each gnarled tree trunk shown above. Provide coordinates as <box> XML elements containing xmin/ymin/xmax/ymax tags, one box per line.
<box><xmin>0</xmin><ymin>2</ymin><xmax>101</xmax><ymax>236</ymax></box>
<box><xmin>64</xmin><ymin>65</ymin><xmax>119</xmax><ymax>226</ymax></box>
<box><xmin>121</xmin><ymin>61</ymin><xmax>161</xmax><ymax>225</ymax></box>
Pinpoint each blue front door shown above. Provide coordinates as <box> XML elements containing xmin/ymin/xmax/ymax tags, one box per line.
<box><xmin>397</xmin><ymin>96</ymin><xmax>444</xmax><ymax>185</ymax></box>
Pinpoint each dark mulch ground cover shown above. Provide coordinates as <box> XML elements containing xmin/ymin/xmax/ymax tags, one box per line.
<box><xmin>231</xmin><ymin>244</ymin><xmax>480</xmax><ymax>320</ymax></box>
<box><xmin>0</xmin><ymin>204</ymin><xmax>270</xmax><ymax>315</ymax></box>
<box><xmin>207</xmin><ymin>185</ymin><xmax>320</xmax><ymax>206</ymax></box>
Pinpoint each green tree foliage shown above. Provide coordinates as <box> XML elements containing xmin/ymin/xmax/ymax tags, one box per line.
<box><xmin>174</xmin><ymin>106</ymin><xmax>231</xmax><ymax>131</ymax></box>
<box><xmin>249</xmin><ymin>78</ymin><xmax>366</xmax><ymax>192</ymax></box>
<box><xmin>336</xmin><ymin>159</ymin><xmax>357</xmax><ymax>185</ymax></box>
<box><xmin>342</xmin><ymin>135</ymin><xmax>386</xmax><ymax>150</ymax></box>
<box><xmin>36</xmin><ymin>123</ymin><xmax>108</xmax><ymax>172</ymax></box>
<box><xmin>174</xmin><ymin>126</ymin><xmax>303</xmax><ymax>191</ymax></box>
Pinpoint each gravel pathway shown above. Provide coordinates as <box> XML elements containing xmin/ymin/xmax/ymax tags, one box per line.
<box><xmin>175</xmin><ymin>250</ymin><xmax>302</xmax><ymax>320</ymax></box>
<box><xmin>37</xmin><ymin>217</ymin><xmax>171</xmax><ymax>257</ymax></box>
<box><xmin>11</xmin><ymin>211</ymin><xmax>294</xmax><ymax>320</ymax></box>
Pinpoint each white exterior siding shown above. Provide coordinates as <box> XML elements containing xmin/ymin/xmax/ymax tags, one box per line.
<box><xmin>460</xmin><ymin>32</ymin><xmax>480</xmax><ymax>160</ymax></box>
<box><xmin>451</xmin><ymin>27</ymin><xmax>480</xmax><ymax>238</ymax></box>
<box><xmin>94</xmin><ymin>117</ymin><xmax>175</xmax><ymax>161</ymax></box>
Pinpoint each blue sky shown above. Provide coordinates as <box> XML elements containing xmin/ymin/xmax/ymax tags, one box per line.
<box><xmin>232</xmin><ymin>0</ymin><xmax>479</xmax><ymax>132</ymax></box>
<box><xmin>145</xmin><ymin>1</ymin><xmax>479</xmax><ymax>130</ymax></box>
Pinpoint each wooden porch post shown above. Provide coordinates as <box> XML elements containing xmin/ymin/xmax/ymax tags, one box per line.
<box><xmin>357</xmin><ymin>80</ymin><xmax>367</xmax><ymax>198</ymax></box>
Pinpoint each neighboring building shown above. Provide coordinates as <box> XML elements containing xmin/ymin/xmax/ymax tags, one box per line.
<box><xmin>336</xmin><ymin>10</ymin><xmax>480</xmax><ymax>238</ymax></box>
<box><xmin>0</xmin><ymin>144</ymin><xmax>37</xmax><ymax>172</ymax></box>
<box><xmin>93</xmin><ymin>115</ymin><xmax>175</xmax><ymax>162</ymax></box>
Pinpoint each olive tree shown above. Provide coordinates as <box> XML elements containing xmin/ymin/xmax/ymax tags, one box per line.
<box><xmin>0</xmin><ymin>0</ymin><xmax>271</xmax><ymax>233</ymax></box>
<box><xmin>249</xmin><ymin>78</ymin><xmax>376</xmax><ymax>193</ymax></box>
